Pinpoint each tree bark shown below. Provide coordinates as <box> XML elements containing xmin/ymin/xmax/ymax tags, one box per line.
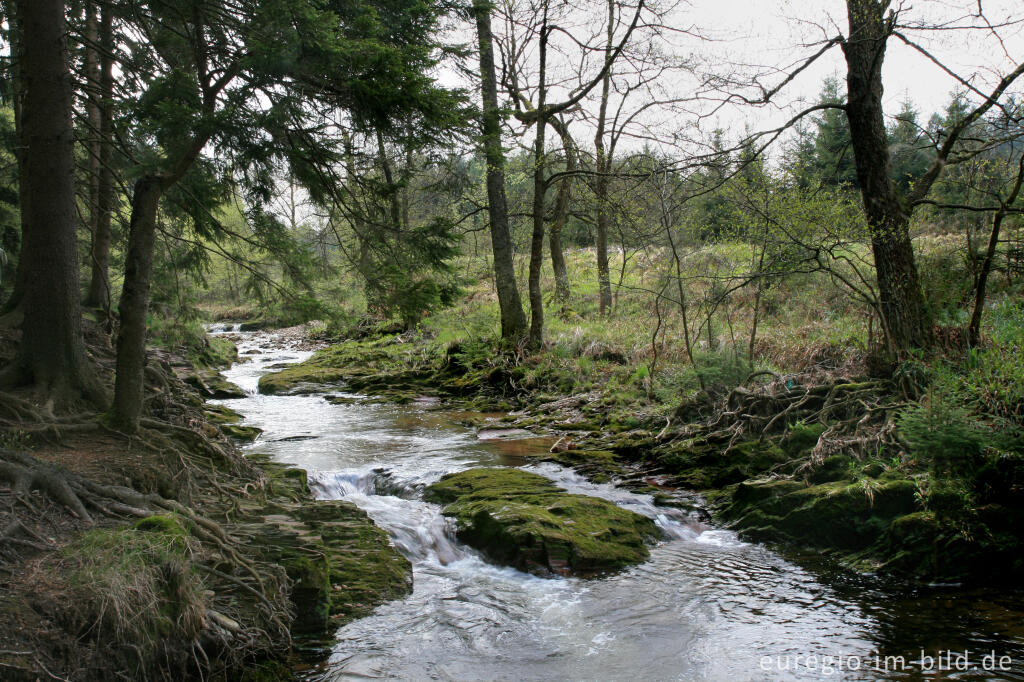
<box><xmin>2</xmin><ymin>0</ymin><xmax>105</xmax><ymax>408</ymax></box>
<box><xmin>969</xmin><ymin>156</ymin><xmax>1024</xmax><ymax>347</ymax></box>
<box><xmin>474</xmin><ymin>0</ymin><xmax>527</xmax><ymax>340</ymax></box>
<box><xmin>83</xmin><ymin>1</ymin><xmax>101</xmax><ymax>254</ymax></box>
<box><xmin>84</xmin><ymin>1</ymin><xmax>113</xmax><ymax>310</ymax></box>
<box><xmin>592</xmin><ymin>0</ymin><xmax>615</xmax><ymax>316</ymax></box>
<box><xmin>109</xmin><ymin>176</ymin><xmax>163</xmax><ymax>430</ymax></box>
<box><xmin>842</xmin><ymin>0</ymin><xmax>931</xmax><ymax>351</ymax></box>
<box><xmin>527</xmin><ymin>12</ymin><xmax>549</xmax><ymax>348</ymax></box>
<box><xmin>548</xmin><ymin>118</ymin><xmax>575</xmax><ymax>303</ymax></box>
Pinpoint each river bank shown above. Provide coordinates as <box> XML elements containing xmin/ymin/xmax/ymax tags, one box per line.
<box><xmin>253</xmin><ymin>327</ymin><xmax>1024</xmax><ymax>585</ymax></box>
<box><xmin>0</xmin><ymin>322</ymin><xmax>409</xmax><ymax>681</ymax></box>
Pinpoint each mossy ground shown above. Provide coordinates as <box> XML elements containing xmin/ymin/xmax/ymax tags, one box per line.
<box><xmin>425</xmin><ymin>468</ymin><xmax>658</xmax><ymax>576</ymax></box>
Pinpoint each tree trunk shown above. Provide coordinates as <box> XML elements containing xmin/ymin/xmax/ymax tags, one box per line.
<box><xmin>84</xmin><ymin>1</ymin><xmax>100</xmax><ymax>252</ymax></box>
<box><xmin>109</xmin><ymin>176</ymin><xmax>163</xmax><ymax>431</ymax></box>
<box><xmin>2</xmin><ymin>0</ymin><xmax>105</xmax><ymax>408</ymax></box>
<box><xmin>969</xmin><ymin>210</ymin><xmax>1005</xmax><ymax>348</ymax></box>
<box><xmin>842</xmin><ymin>0</ymin><xmax>931</xmax><ymax>351</ymax></box>
<box><xmin>969</xmin><ymin>157</ymin><xmax>1024</xmax><ymax>346</ymax></box>
<box><xmin>474</xmin><ymin>0</ymin><xmax>527</xmax><ymax>339</ymax></box>
<box><xmin>527</xmin><ymin>13</ymin><xmax>549</xmax><ymax>348</ymax></box>
<box><xmin>548</xmin><ymin>120</ymin><xmax>574</xmax><ymax>303</ymax></box>
<box><xmin>549</xmin><ymin>175</ymin><xmax>571</xmax><ymax>303</ymax></box>
<box><xmin>592</xmin><ymin>0</ymin><xmax>615</xmax><ymax>316</ymax></box>
<box><xmin>84</xmin><ymin>1</ymin><xmax>113</xmax><ymax>310</ymax></box>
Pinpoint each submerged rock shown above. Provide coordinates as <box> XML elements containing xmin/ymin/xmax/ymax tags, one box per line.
<box><xmin>424</xmin><ymin>468</ymin><xmax>658</xmax><ymax>577</ymax></box>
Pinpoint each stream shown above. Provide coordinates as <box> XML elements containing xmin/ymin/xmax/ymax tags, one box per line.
<box><xmin>210</xmin><ymin>327</ymin><xmax>1024</xmax><ymax>681</ymax></box>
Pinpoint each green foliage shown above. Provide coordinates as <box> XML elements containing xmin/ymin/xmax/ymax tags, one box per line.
<box><xmin>898</xmin><ymin>342</ymin><xmax>1024</xmax><ymax>477</ymax></box>
<box><xmin>916</xmin><ymin>233</ymin><xmax>973</xmax><ymax>322</ymax></box>
<box><xmin>691</xmin><ymin>349</ymin><xmax>752</xmax><ymax>391</ymax></box>
<box><xmin>898</xmin><ymin>384</ymin><xmax>991</xmax><ymax>475</ymax></box>
<box><xmin>958</xmin><ymin>299</ymin><xmax>1024</xmax><ymax>420</ymax></box>
<box><xmin>791</xmin><ymin>78</ymin><xmax>858</xmax><ymax>189</ymax></box>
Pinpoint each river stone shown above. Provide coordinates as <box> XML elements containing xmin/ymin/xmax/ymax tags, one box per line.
<box><xmin>424</xmin><ymin>468</ymin><xmax>658</xmax><ymax>577</ymax></box>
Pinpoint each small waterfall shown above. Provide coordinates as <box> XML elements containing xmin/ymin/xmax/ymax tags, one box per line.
<box><xmin>311</xmin><ymin>470</ymin><xmax>472</xmax><ymax>566</ymax></box>
<box><xmin>205</xmin><ymin>321</ymin><xmax>243</xmax><ymax>334</ymax></box>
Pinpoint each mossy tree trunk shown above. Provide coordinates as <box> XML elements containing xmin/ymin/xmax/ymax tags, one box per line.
<box><xmin>592</xmin><ymin>0</ymin><xmax>615</xmax><ymax>316</ymax></box>
<box><xmin>841</xmin><ymin>0</ymin><xmax>932</xmax><ymax>352</ymax></box>
<box><xmin>527</xmin><ymin>10</ymin><xmax>550</xmax><ymax>348</ymax></box>
<box><xmin>548</xmin><ymin>116</ymin><xmax>575</xmax><ymax>304</ymax></box>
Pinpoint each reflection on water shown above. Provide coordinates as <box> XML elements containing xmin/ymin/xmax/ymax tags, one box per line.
<box><xmin>210</xmin><ymin>329</ymin><xmax>1024</xmax><ymax>681</ymax></box>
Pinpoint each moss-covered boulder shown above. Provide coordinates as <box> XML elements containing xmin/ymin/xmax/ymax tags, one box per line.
<box><xmin>189</xmin><ymin>335</ymin><xmax>238</xmax><ymax>369</ymax></box>
<box><xmin>425</xmin><ymin>468</ymin><xmax>658</xmax><ymax>577</ymax></box>
<box><xmin>184</xmin><ymin>369</ymin><xmax>246</xmax><ymax>399</ymax></box>
<box><xmin>205</xmin><ymin>404</ymin><xmax>262</xmax><ymax>442</ymax></box>
<box><xmin>657</xmin><ymin>437</ymin><xmax>791</xmax><ymax>489</ymax></box>
<box><xmin>721</xmin><ymin>476</ymin><xmax>919</xmax><ymax>551</ymax></box>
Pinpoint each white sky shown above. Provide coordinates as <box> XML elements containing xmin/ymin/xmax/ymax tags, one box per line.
<box><xmin>685</xmin><ymin>0</ymin><xmax>1024</xmax><ymax>118</ymax></box>
<box><xmin>441</xmin><ymin>0</ymin><xmax>1024</xmax><ymax>155</ymax></box>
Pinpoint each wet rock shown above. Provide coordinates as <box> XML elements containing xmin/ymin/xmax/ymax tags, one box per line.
<box><xmin>220</xmin><ymin>424</ymin><xmax>262</xmax><ymax>442</ymax></box>
<box><xmin>425</xmin><ymin>468</ymin><xmax>658</xmax><ymax>577</ymax></box>
<box><xmin>240</xmin><ymin>455</ymin><xmax>413</xmax><ymax>632</ymax></box>
<box><xmin>183</xmin><ymin>369</ymin><xmax>246</xmax><ymax>399</ymax></box>
<box><xmin>722</xmin><ymin>477</ymin><xmax>919</xmax><ymax>551</ymax></box>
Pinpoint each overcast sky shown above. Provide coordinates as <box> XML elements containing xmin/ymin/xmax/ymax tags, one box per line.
<box><xmin>685</xmin><ymin>0</ymin><xmax>1024</xmax><ymax>119</ymax></box>
<box><xmin>442</xmin><ymin>0</ymin><xmax>1024</xmax><ymax>155</ymax></box>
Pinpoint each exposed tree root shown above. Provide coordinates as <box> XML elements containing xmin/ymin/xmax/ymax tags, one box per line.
<box><xmin>677</xmin><ymin>376</ymin><xmax>904</xmax><ymax>467</ymax></box>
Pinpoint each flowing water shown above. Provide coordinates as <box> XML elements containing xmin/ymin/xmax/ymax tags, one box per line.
<box><xmin>212</xmin><ymin>330</ymin><xmax>1024</xmax><ymax>681</ymax></box>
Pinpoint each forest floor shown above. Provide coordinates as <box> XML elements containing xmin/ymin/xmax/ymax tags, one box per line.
<box><xmin>0</xmin><ymin>315</ymin><xmax>409</xmax><ymax>681</ymax></box>
<box><xmin>246</xmin><ymin>244</ymin><xmax>1024</xmax><ymax>585</ymax></box>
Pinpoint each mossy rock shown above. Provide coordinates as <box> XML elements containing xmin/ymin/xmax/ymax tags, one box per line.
<box><xmin>781</xmin><ymin>421</ymin><xmax>828</xmax><ymax>457</ymax></box>
<box><xmin>236</xmin><ymin>457</ymin><xmax>412</xmax><ymax>634</ymax></box>
<box><xmin>425</xmin><ymin>468</ymin><xmax>658</xmax><ymax>577</ymax></box>
<box><xmin>724</xmin><ymin>477</ymin><xmax>919</xmax><ymax>551</ymax></box>
<box><xmin>188</xmin><ymin>335</ymin><xmax>239</xmax><ymax>369</ymax></box>
<box><xmin>656</xmin><ymin>438</ymin><xmax>790</xmax><ymax>489</ymax></box>
<box><xmin>205</xmin><ymin>404</ymin><xmax>245</xmax><ymax>425</ymax></box>
<box><xmin>184</xmin><ymin>370</ymin><xmax>246</xmax><ymax>399</ymax></box>
<box><xmin>245</xmin><ymin>497</ymin><xmax>411</xmax><ymax>634</ymax></box>
<box><xmin>534</xmin><ymin>449</ymin><xmax>627</xmax><ymax>482</ymax></box>
<box><xmin>257</xmin><ymin>337</ymin><xmax>424</xmax><ymax>396</ymax></box>
<box><xmin>806</xmin><ymin>454</ymin><xmax>855</xmax><ymax>484</ymax></box>
<box><xmin>221</xmin><ymin>424</ymin><xmax>263</xmax><ymax>442</ymax></box>
<box><xmin>608</xmin><ymin>433</ymin><xmax>657</xmax><ymax>460</ymax></box>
